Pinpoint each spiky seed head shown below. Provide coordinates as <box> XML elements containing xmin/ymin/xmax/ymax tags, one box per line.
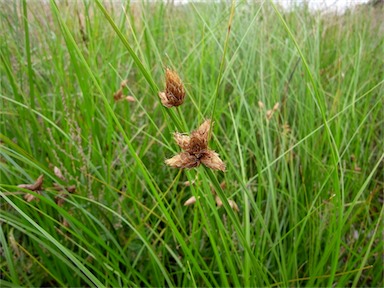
<box><xmin>165</xmin><ymin>119</ymin><xmax>225</xmax><ymax>171</ymax></box>
<box><xmin>188</xmin><ymin>119</ymin><xmax>211</xmax><ymax>153</ymax></box>
<box><xmin>159</xmin><ymin>68</ymin><xmax>185</xmax><ymax>108</ymax></box>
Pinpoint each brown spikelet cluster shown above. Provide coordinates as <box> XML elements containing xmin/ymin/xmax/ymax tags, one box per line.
<box><xmin>17</xmin><ymin>167</ymin><xmax>76</xmax><ymax>205</ymax></box>
<box><xmin>114</xmin><ymin>79</ymin><xmax>135</xmax><ymax>102</ymax></box>
<box><xmin>184</xmin><ymin>181</ymin><xmax>239</xmax><ymax>212</ymax></box>
<box><xmin>18</xmin><ymin>175</ymin><xmax>44</xmax><ymax>202</ymax></box>
<box><xmin>165</xmin><ymin>119</ymin><xmax>226</xmax><ymax>171</ymax></box>
<box><xmin>158</xmin><ymin>68</ymin><xmax>185</xmax><ymax>108</ymax></box>
<box><xmin>258</xmin><ymin>101</ymin><xmax>280</xmax><ymax>120</ymax></box>
<box><xmin>158</xmin><ymin>67</ymin><xmax>229</xmax><ymax>208</ymax></box>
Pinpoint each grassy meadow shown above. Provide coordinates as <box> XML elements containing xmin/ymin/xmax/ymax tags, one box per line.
<box><xmin>0</xmin><ymin>0</ymin><xmax>383</xmax><ymax>286</ymax></box>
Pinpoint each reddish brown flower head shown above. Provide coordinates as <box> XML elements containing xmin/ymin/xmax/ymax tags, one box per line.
<box><xmin>158</xmin><ymin>68</ymin><xmax>185</xmax><ymax>108</ymax></box>
<box><xmin>113</xmin><ymin>80</ymin><xmax>135</xmax><ymax>102</ymax></box>
<box><xmin>165</xmin><ymin>119</ymin><xmax>225</xmax><ymax>171</ymax></box>
<box><xmin>18</xmin><ymin>174</ymin><xmax>44</xmax><ymax>202</ymax></box>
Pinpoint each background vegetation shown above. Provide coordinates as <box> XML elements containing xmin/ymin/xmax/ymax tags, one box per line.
<box><xmin>1</xmin><ymin>0</ymin><xmax>383</xmax><ymax>286</ymax></box>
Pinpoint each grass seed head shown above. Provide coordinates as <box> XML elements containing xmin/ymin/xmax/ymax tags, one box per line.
<box><xmin>228</xmin><ymin>199</ymin><xmax>239</xmax><ymax>212</ymax></box>
<box><xmin>54</xmin><ymin>166</ymin><xmax>66</xmax><ymax>181</ymax></box>
<box><xmin>158</xmin><ymin>68</ymin><xmax>185</xmax><ymax>108</ymax></box>
<box><xmin>24</xmin><ymin>191</ymin><xmax>42</xmax><ymax>202</ymax></box>
<box><xmin>113</xmin><ymin>87</ymin><xmax>124</xmax><ymax>101</ymax></box>
<box><xmin>215</xmin><ymin>195</ymin><xmax>239</xmax><ymax>212</ymax></box>
<box><xmin>165</xmin><ymin>119</ymin><xmax>225</xmax><ymax>171</ymax></box>
<box><xmin>125</xmin><ymin>96</ymin><xmax>135</xmax><ymax>102</ymax></box>
<box><xmin>18</xmin><ymin>174</ymin><xmax>44</xmax><ymax>202</ymax></box>
<box><xmin>18</xmin><ymin>174</ymin><xmax>44</xmax><ymax>191</ymax></box>
<box><xmin>184</xmin><ymin>196</ymin><xmax>197</xmax><ymax>206</ymax></box>
<box><xmin>114</xmin><ymin>80</ymin><xmax>135</xmax><ymax>102</ymax></box>
<box><xmin>273</xmin><ymin>102</ymin><xmax>280</xmax><ymax>111</ymax></box>
<box><xmin>266</xmin><ymin>109</ymin><xmax>274</xmax><ymax>120</ymax></box>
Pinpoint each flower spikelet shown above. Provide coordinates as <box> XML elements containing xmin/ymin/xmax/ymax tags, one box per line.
<box><xmin>165</xmin><ymin>119</ymin><xmax>225</xmax><ymax>171</ymax></box>
<box><xmin>113</xmin><ymin>80</ymin><xmax>135</xmax><ymax>102</ymax></box>
<box><xmin>158</xmin><ymin>68</ymin><xmax>185</xmax><ymax>108</ymax></box>
<box><xmin>165</xmin><ymin>152</ymin><xmax>199</xmax><ymax>169</ymax></box>
<box><xmin>18</xmin><ymin>174</ymin><xmax>44</xmax><ymax>202</ymax></box>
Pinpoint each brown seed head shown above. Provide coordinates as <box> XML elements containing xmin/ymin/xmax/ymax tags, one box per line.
<box><xmin>125</xmin><ymin>96</ymin><xmax>135</xmax><ymax>102</ymax></box>
<box><xmin>120</xmin><ymin>79</ymin><xmax>129</xmax><ymax>88</ymax></box>
<box><xmin>266</xmin><ymin>109</ymin><xmax>274</xmax><ymax>120</ymax></box>
<box><xmin>215</xmin><ymin>195</ymin><xmax>223</xmax><ymax>206</ymax></box>
<box><xmin>273</xmin><ymin>102</ymin><xmax>280</xmax><ymax>111</ymax></box>
<box><xmin>184</xmin><ymin>196</ymin><xmax>197</xmax><ymax>206</ymax></box>
<box><xmin>188</xmin><ymin>119</ymin><xmax>211</xmax><ymax>153</ymax></box>
<box><xmin>159</xmin><ymin>68</ymin><xmax>185</xmax><ymax>108</ymax></box>
<box><xmin>18</xmin><ymin>174</ymin><xmax>44</xmax><ymax>191</ymax></box>
<box><xmin>55</xmin><ymin>195</ymin><xmax>67</xmax><ymax>207</ymax></box>
<box><xmin>228</xmin><ymin>199</ymin><xmax>239</xmax><ymax>212</ymax></box>
<box><xmin>215</xmin><ymin>195</ymin><xmax>239</xmax><ymax>212</ymax></box>
<box><xmin>165</xmin><ymin>119</ymin><xmax>225</xmax><ymax>171</ymax></box>
<box><xmin>54</xmin><ymin>166</ymin><xmax>66</xmax><ymax>181</ymax></box>
<box><xmin>23</xmin><ymin>191</ymin><xmax>41</xmax><ymax>202</ymax></box>
<box><xmin>18</xmin><ymin>174</ymin><xmax>44</xmax><ymax>203</ymax></box>
<box><xmin>114</xmin><ymin>80</ymin><xmax>134</xmax><ymax>102</ymax></box>
<box><xmin>113</xmin><ymin>89</ymin><xmax>124</xmax><ymax>101</ymax></box>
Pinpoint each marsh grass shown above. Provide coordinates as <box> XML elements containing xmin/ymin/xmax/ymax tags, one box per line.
<box><xmin>1</xmin><ymin>0</ymin><xmax>383</xmax><ymax>286</ymax></box>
